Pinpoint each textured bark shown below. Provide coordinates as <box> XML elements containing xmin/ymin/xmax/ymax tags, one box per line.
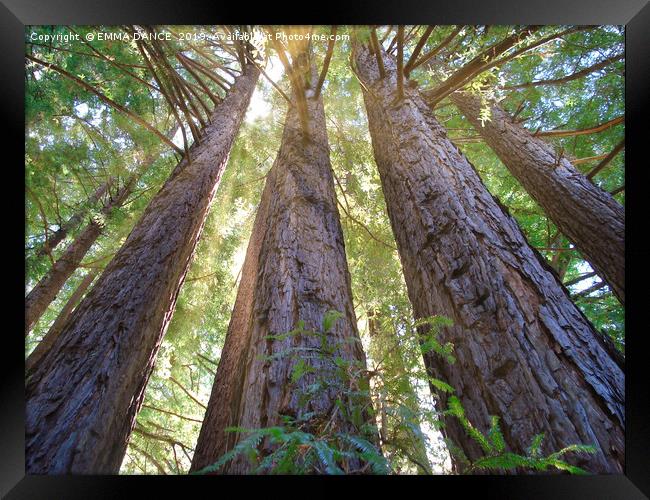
<box><xmin>25</xmin><ymin>65</ymin><xmax>259</xmax><ymax>474</ymax></box>
<box><xmin>26</xmin><ymin>268</ymin><xmax>98</xmax><ymax>374</ymax></box>
<box><xmin>25</xmin><ymin>128</ymin><xmax>179</xmax><ymax>335</ymax></box>
<box><xmin>191</xmin><ymin>53</ymin><xmax>373</xmax><ymax>475</ymax></box>
<box><xmin>354</xmin><ymin>45</ymin><xmax>624</xmax><ymax>474</ymax></box>
<box><xmin>450</xmin><ymin>92</ymin><xmax>624</xmax><ymax>305</ymax></box>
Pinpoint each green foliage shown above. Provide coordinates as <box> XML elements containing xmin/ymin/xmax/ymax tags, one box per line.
<box><xmin>322</xmin><ymin>309</ymin><xmax>344</xmax><ymax>333</ymax></box>
<box><xmin>415</xmin><ymin>316</ymin><xmax>456</xmax><ymax>364</ymax></box>
<box><xmin>443</xmin><ymin>390</ymin><xmax>597</xmax><ymax>474</ymax></box>
<box><xmin>24</xmin><ymin>25</ymin><xmax>624</xmax><ymax>475</ymax></box>
<box><xmin>194</xmin><ymin>310</ymin><xmax>388</xmax><ymax>475</ymax></box>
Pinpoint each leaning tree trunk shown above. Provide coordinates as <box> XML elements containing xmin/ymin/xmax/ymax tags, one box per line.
<box><xmin>34</xmin><ymin>181</ymin><xmax>110</xmax><ymax>258</ymax></box>
<box><xmin>191</xmin><ymin>52</ymin><xmax>375</xmax><ymax>475</ymax></box>
<box><xmin>450</xmin><ymin>91</ymin><xmax>624</xmax><ymax>305</ymax></box>
<box><xmin>24</xmin><ymin>179</ymin><xmax>132</xmax><ymax>335</ymax></box>
<box><xmin>25</xmin><ymin>125</ymin><xmax>181</xmax><ymax>335</ymax></box>
<box><xmin>25</xmin><ymin>268</ymin><xmax>98</xmax><ymax>374</ymax></box>
<box><xmin>354</xmin><ymin>44</ymin><xmax>624</xmax><ymax>474</ymax></box>
<box><xmin>25</xmin><ymin>65</ymin><xmax>259</xmax><ymax>474</ymax></box>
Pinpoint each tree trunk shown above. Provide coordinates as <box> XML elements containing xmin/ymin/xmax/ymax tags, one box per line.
<box><xmin>25</xmin><ymin>127</ymin><xmax>178</xmax><ymax>335</ymax></box>
<box><xmin>35</xmin><ymin>181</ymin><xmax>110</xmax><ymax>258</ymax></box>
<box><xmin>354</xmin><ymin>44</ymin><xmax>624</xmax><ymax>474</ymax></box>
<box><xmin>24</xmin><ymin>168</ymin><xmax>145</xmax><ymax>335</ymax></box>
<box><xmin>25</xmin><ymin>218</ymin><xmax>103</xmax><ymax>334</ymax></box>
<box><xmin>25</xmin><ymin>65</ymin><xmax>259</xmax><ymax>474</ymax></box>
<box><xmin>25</xmin><ymin>268</ymin><xmax>98</xmax><ymax>374</ymax></box>
<box><xmin>191</xmin><ymin>52</ymin><xmax>374</xmax><ymax>475</ymax></box>
<box><xmin>450</xmin><ymin>91</ymin><xmax>624</xmax><ymax>305</ymax></box>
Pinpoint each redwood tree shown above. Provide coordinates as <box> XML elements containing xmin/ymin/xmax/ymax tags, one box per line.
<box><xmin>25</xmin><ymin>64</ymin><xmax>259</xmax><ymax>474</ymax></box>
<box><xmin>34</xmin><ymin>181</ymin><xmax>110</xmax><ymax>258</ymax></box>
<box><xmin>25</xmin><ymin>174</ymin><xmax>137</xmax><ymax>334</ymax></box>
<box><xmin>26</xmin><ymin>268</ymin><xmax>98</xmax><ymax>374</ymax></box>
<box><xmin>354</xmin><ymin>42</ymin><xmax>624</xmax><ymax>473</ymax></box>
<box><xmin>191</xmin><ymin>40</ymin><xmax>375</xmax><ymax>474</ymax></box>
<box><xmin>450</xmin><ymin>91</ymin><xmax>624</xmax><ymax>305</ymax></box>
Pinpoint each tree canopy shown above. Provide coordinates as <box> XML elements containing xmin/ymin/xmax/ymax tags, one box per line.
<box><xmin>25</xmin><ymin>25</ymin><xmax>624</xmax><ymax>474</ymax></box>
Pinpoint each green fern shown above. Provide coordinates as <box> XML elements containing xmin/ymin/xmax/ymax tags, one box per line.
<box><xmin>200</xmin><ymin>311</ymin><xmax>386</xmax><ymax>475</ymax></box>
<box><xmin>312</xmin><ymin>440</ymin><xmax>344</xmax><ymax>474</ymax></box>
<box><xmin>199</xmin><ymin>310</ymin><xmax>597</xmax><ymax>476</ymax></box>
<box><xmin>487</xmin><ymin>416</ymin><xmax>506</xmax><ymax>454</ymax></box>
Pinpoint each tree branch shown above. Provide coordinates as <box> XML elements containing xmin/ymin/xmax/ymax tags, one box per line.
<box><xmin>404</xmin><ymin>26</ymin><xmax>434</xmax><ymax>76</ymax></box>
<box><xmin>408</xmin><ymin>26</ymin><xmax>463</xmax><ymax>73</ymax></box>
<box><xmin>141</xmin><ymin>404</ymin><xmax>203</xmax><ymax>423</ymax></box>
<box><xmin>370</xmin><ymin>28</ymin><xmax>386</xmax><ymax>79</ymax></box>
<box><xmin>314</xmin><ymin>26</ymin><xmax>337</xmax><ymax>99</ymax></box>
<box><xmin>424</xmin><ymin>26</ymin><xmax>541</xmax><ymax>106</ymax></box>
<box><xmin>26</xmin><ymin>54</ymin><xmax>183</xmax><ymax>155</ymax></box>
<box><xmin>396</xmin><ymin>26</ymin><xmax>405</xmax><ymax>99</ymax></box>
<box><xmin>564</xmin><ymin>271</ymin><xmax>597</xmax><ymax>287</ymax></box>
<box><xmin>572</xmin><ymin>280</ymin><xmax>607</xmax><ymax>300</ymax></box>
<box><xmin>503</xmin><ymin>52</ymin><xmax>624</xmax><ymax>90</ymax></box>
<box><xmin>169</xmin><ymin>376</ymin><xmax>207</xmax><ymax>409</ymax></box>
<box><xmin>535</xmin><ymin>116</ymin><xmax>624</xmax><ymax>138</ymax></box>
<box><xmin>129</xmin><ymin>441</ymin><xmax>168</xmax><ymax>474</ymax></box>
<box><xmin>586</xmin><ymin>138</ymin><xmax>625</xmax><ymax>180</ymax></box>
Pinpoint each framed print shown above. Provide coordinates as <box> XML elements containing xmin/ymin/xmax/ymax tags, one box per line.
<box><xmin>3</xmin><ymin>0</ymin><xmax>648</xmax><ymax>497</ymax></box>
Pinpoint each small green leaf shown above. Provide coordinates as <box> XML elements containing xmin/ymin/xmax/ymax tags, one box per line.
<box><xmin>322</xmin><ymin>310</ymin><xmax>344</xmax><ymax>332</ymax></box>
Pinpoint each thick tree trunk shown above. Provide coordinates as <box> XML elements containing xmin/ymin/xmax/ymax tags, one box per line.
<box><xmin>191</xmin><ymin>54</ymin><xmax>373</xmax><ymax>475</ymax></box>
<box><xmin>25</xmin><ymin>65</ymin><xmax>259</xmax><ymax>474</ymax></box>
<box><xmin>450</xmin><ymin>91</ymin><xmax>624</xmax><ymax>305</ymax></box>
<box><xmin>354</xmin><ymin>45</ymin><xmax>624</xmax><ymax>474</ymax></box>
<box><xmin>25</xmin><ymin>128</ymin><xmax>181</xmax><ymax>335</ymax></box>
<box><xmin>26</xmin><ymin>268</ymin><xmax>98</xmax><ymax>374</ymax></box>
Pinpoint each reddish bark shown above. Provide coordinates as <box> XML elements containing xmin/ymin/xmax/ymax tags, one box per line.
<box><xmin>450</xmin><ymin>92</ymin><xmax>624</xmax><ymax>305</ymax></box>
<box><xmin>26</xmin><ymin>268</ymin><xmax>98</xmax><ymax>374</ymax></box>
<box><xmin>354</xmin><ymin>44</ymin><xmax>623</xmax><ymax>474</ymax></box>
<box><xmin>25</xmin><ymin>218</ymin><xmax>103</xmax><ymax>334</ymax></box>
<box><xmin>25</xmin><ymin>65</ymin><xmax>259</xmax><ymax>474</ymax></box>
<box><xmin>191</xmin><ymin>51</ymin><xmax>374</xmax><ymax>474</ymax></box>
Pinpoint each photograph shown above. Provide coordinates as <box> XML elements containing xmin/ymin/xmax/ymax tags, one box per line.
<box><xmin>14</xmin><ymin>18</ymin><xmax>638</xmax><ymax>485</ymax></box>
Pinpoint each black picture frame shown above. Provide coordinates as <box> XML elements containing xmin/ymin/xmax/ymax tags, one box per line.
<box><xmin>3</xmin><ymin>1</ymin><xmax>648</xmax><ymax>497</ymax></box>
